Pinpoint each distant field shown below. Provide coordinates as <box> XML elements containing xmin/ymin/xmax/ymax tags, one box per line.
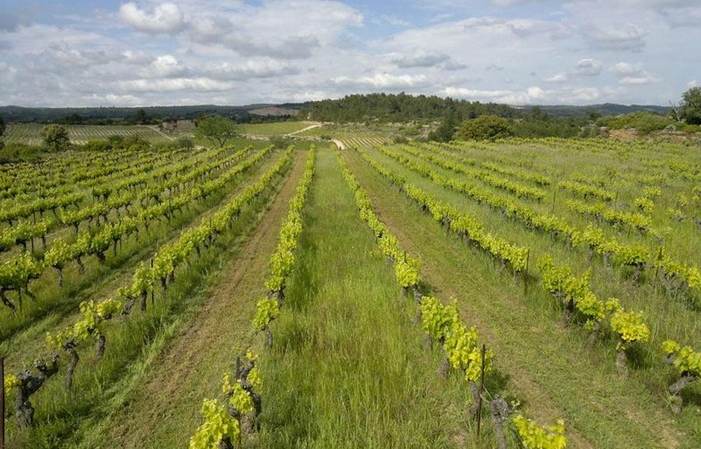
<box><xmin>238</xmin><ymin>121</ymin><xmax>318</xmax><ymax>136</ymax></box>
<box><xmin>296</xmin><ymin>122</ymin><xmax>407</xmax><ymax>139</ymax></box>
<box><xmin>2</xmin><ymin>123</ymin><xmax>172</xmax><ymax>145</ymax></box>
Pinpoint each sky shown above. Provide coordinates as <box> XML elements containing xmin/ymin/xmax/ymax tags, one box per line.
<box><xmin>0</xmin><ymin>0</ymin><xmax>699</xmax><ymax>107</ymax></box>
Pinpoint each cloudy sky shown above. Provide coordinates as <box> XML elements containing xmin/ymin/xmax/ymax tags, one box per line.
<box><xmin>1</xmin><ymin>0</ymin><xmax>699</xmax><ymax>107</ymax></box>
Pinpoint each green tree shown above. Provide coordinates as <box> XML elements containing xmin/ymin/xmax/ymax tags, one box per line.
<box><xmin>457</xmin><ymin>115</ymin><xmax>514</xmax><ymax>141</ymax></box>
<box><xmin>429</xmin><ymin>112</ymin><xmax>457</xmax><ymax>142</ymax></box>
<box><xmin>41</xmin><ymin>124</ymin><xmax>70</xmax><ymax>151</ymax></box>
<box><xmin>135</xmin><ymin>108</ymin><xmax>149</xmax><ymax>125</ymax></box>
<box><xmin>680</xmin><ymin>86</ymin><xmax>701</xmax><ymax>125</ymax></box>
<box><xmin>195</xmin><ymin>115</ymin><xmax>238</xmax><ymax>148</ymax></box>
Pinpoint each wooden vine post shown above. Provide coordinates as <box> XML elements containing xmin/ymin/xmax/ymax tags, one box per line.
<box><xmin>1</xmin><ymin>356</ymin><xmax>5</xmax><ymax>449</ymax></box>
<box><xmin>523</xmin><ymin>249</ymin><xmax>530</xmax><ymax>296</ymax></box>
<box><xmin>476</xmin><ymin>344</ymin><xmax>487</xmax><ymax>439</ymax></box>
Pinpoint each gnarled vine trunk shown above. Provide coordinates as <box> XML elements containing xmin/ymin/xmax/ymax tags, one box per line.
<box><xmin>16</xmin><ymin>355</ymin><xmax>59</xmax><ymax>429</ymax></box>
<box><xmin>489</xmin><ymin>395</ymin><xmax>510</xmax><ymax>449</ymax></box>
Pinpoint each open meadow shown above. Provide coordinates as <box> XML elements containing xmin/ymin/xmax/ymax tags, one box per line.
<box><xmin>1</xmin><ymin>129</ymin><xmax>700</xmax><ymax>449</ymax></box>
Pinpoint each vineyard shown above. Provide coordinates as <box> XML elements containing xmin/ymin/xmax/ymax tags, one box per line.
<box><xmin>2</xmin><ymin>124</ymin><xmax>171</xmax><ymax>145</ymax></box>
<box><xmin>1</xmin><ymin>132</ymin><xmax>700</xmax><ymax>449</ymax></box>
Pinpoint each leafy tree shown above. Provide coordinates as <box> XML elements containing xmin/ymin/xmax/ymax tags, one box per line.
<box><xmin>457</xmin><ymin>115</ymin><xmax>514</xmax><ymax>141</ymax></box>
<box><xmin>195</xmin><ymin>115</ymin><xmax>238</xmax><ymax>148</ymax></box>
<box><xmin>62</xmin><ymin>113</ymin><xmax>83</xmax><ymax>125</ymax></box>
<box><xmin>429</xmin><ymin>112</ymin><xmax>457</xmax><ymax>142</ymax></box>
<box><xmin>680</xmin><ymin>86</ymin><xmax>701</xmax><ymax>125</ymax></box>
<box><xmin>135</xmin><ymin>108</ymin><xmax>149</xmax><ymax>125</ymax></box>
<box><xmin>82</xmin><ymin>139</ymin><xmax>112</xmax><ymax>152</ymax></box>
<box><xmin>171</xmin><ymin>136</ymin><xmax>194</xmax><ymax>150</ymax></box>
<box><xmin>41</xmin><ymin>124</ymin><xmax>70</xmax><ymax>151</ymax></box>
<box><xmin>111</xmin><ymin>135</ymin><xmax>150</xmax><ymax>151</ymax></box>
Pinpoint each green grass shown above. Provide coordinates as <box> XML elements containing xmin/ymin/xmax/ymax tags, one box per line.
<box><xmin>296</xmin><ymin>122</ymin><xmax>401</xmax><ymax>139</ymax></box>
<box><xmin>238</xmin><ymin>121</ymin><xmax>317</xmax><ymax>136</ymax></box>
<box><xmin>252</xmin><ymin>144</ymin><xmax>475</xmax><ymax>448</ymax></box>
<box><xmin>359</xmin><ymin>144</ymin><xmax>701</xmax><ymax>348</ymax></box>
<box><xmin>4</xmin><ymin>150</ymin><xmax>296</xmax><ymax>449</ymax></box>
<box><xmin>3</xmin><ymin>136</ymin><xmax>701</xmax><ymax>448</ymax></box>
<box><xmin>341</xmin><ymin>145</ymin><xmax>701</xmax><ymax>449</ymax></box>
<box><xmin>0</xmin><ymin>145</ymin><xmax>273</xmax><ymax>346</ymax></box>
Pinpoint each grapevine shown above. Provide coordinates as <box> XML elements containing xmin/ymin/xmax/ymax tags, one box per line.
<box><xmin>513</xmin><ymin>415</ymin><xmax>567</xmax><ymax>449</ymax></box>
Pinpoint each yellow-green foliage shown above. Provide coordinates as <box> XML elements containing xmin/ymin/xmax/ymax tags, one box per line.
<box><xmin>253</xmin><ymin>297</ymin><xmax>280</xmax><ymax>330</ymax></box>
<box><xmin>610</xmin><ymin>308</ymin><xmax>650</xmax><ymax>350</ymax></box>
<box><xmin>4</xmin><ymin>372</ymin><xmax>20</xmax><ymax>396</ymax></box>
<box><xmin>188</xmin><ymin>399</ymin><xmax>240</xmax><ymax>449</ymax></box>
<box><xmin>662</xmin><ymin>340</ymin><xmax>701</xmax><ymax>377</ymax></box>
<box><xmin>222</xmin><ymin>374</ymin><xmax>254</xmax><ymax>415</ymax></box>
<box><xmin>513</xmin><ymin>415</ymin><xmax>567</xmax><ymax>449</ymax></box>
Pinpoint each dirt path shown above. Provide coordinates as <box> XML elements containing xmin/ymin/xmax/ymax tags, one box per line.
<box><xmin>285</xmin><ymin>122</ymin><xmax>323</xmax><ymax>136</ymax></box>
<box><xmin>77</xmin><ymin>151</ymin><xmax>310</xmax><ymax>449</ymax></box>
<box><xmin>331</xmin><ymin>139</ymin><xmax>346</xmax><ymax>150</ymax></box>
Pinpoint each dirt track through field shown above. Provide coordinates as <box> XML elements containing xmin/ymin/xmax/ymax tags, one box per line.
<box><xmin>83</xmin><ymin>150</ymin><xmax>309</xmax><ymax>449</ymax></box>
<box><xmin>285</xmin><ymin>122</ymin><xmax>322</xmax><ymax>136</ymax></box>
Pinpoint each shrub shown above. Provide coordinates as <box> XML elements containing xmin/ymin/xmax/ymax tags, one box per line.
<box><xmin>457</xmin><ymin>115</ymin><xmax>514</xmax><ymax>141</ymax></box>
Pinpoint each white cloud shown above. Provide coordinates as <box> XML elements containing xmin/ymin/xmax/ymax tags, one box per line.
<box><xmin>444</xmin><ymin>86</ymin><xmax>546</xmax><ymax>104</ymax></box>
<box><xmin>546</xmin><ymin>58</ymin><xmax>602</xmax><ymax>82</ymax></box>
<box><xmin>584</xmin><ymin>24</ymin><xmax>646</xmax><ymax>51</ymax></box>
<box><xmin>659</xmin><ymin>5</ymin><xmax>701</xmax><ymax>27</ymax></box>
<box><xmin>610</xmin><ymin>62</ymin><xmax>661</xmax><ymax>84</ymax></box>
<box><xmin>0</xmin><ymin>0</ymin><xmax>699</xmax><ymax>106</ymax></box>
<box><xmin>574</xmin><ymin>58</ymin><xmax>603</xmax><ymax>76</ymax></box>
<box><xmin>392</xmin><ymin>52</ymin><xmax>450</xmax><ymax>69</ymax></box>
<box><xmin>122</xmin><ymin>50</ymin><xmax>153</xmax><ymax>65</ymax></box>
<box><xmin>0</xmin><ymin>61</ymin><xmax>17</xmax><ymax>83</ymax></box>
<box><xmin>563</xmin><ymin>87</ymin><xmax>601</xmax><ymax>102</ymax></box>
<box><xmin>381</xmin><ymin>15</ymin><xmax>409</xmax><ymax>27</ymax></box>
<box><xmin>144</xmin><ymin>55</ymin><xmax>188</xmax><ymax>77</ymax></box>
<box><xmin>119</xmin><ymin>2</ymin><xmax>186</xmax><ymax>34</ymax></box>
<box><xmin>119</xmin><ymin>77</ymin><xmax>232</xmax><ymax>92</ymax></box>
<box><xmin>203</xmin><ymin>59</ymin><xmax>300</xmax><ymax>80</ymax></box>
<box><xmin>332</xmin><ymin>73</ymin><xmax>429</xmax><ymax>90</ymax></box>
<box><xmin>546</xmin><ymin>73</ymin><xmax>569</xmax><ymax>83</ymax></box>
<box><xmin>443</xmin><ymin>85</ymin><xmax>602</xmax><ymax>105</ymax></box>
<box><xmin>185</xmin><ymin>0</ymin><xmax>361</xmax><ymax>59</ymax></box>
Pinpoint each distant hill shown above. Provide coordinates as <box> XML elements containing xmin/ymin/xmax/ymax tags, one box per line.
<box><xmin>521</xmin><ymin>103</ymin><xmax>670</xmax><ymax>117</ymax></box>
<box><xmin>0</xmin><ymin>104</ymin><xmax>305</xmax><ymax>123</ymax></box>
<box><xmin>0</xmin><ymin>98</ymin><xmax>669</xmax><ymax>124</ymax></box>
<box><xmin>299</xmin><ymin>94</ymin><xmax>670</xmax><ymax>123</ymax></box>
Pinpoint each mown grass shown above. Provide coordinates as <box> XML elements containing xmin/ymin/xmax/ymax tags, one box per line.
<box><xmin>3</xmin><ymin>149</ymin><xmax>295</xmax><ymax>449</ymax></box>
<box><xmin>360</xmin><ymin>144</ymin><xmax>701</xmax><ymax>350</ymax></box>
<box><xmin>66</xmin><ymin>146</ymin><xmax>313</xmax><ymax>449</ymax></box>
<box><xmin>0</xmin><ymin>143</ymin><xmax>274</xmax><ymax>349</ymax></box>
<box><xmin>238</xmin><ymin>121</ymin><xmax>317</xmax><ymax>136</ymax></box>
<box><xmin>296</xmin><ymin>122</ymin><xmax>401</xmax><ymax>139</ymax></box>
<box><xmin>252</xmin><ymin>144</ymin><xmax>476</xmax><ymax>448</ymax></box>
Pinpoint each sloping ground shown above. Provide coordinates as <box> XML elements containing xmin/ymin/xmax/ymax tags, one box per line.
<box><xmin>340</xmin><ymin>148</ymin><xmax>696</xmax><ymax>449</ymax></box>
<box><xmin>72</xmin><ymin>150</ymin><xmax>310</xmax><ymax>449</ymax></box>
